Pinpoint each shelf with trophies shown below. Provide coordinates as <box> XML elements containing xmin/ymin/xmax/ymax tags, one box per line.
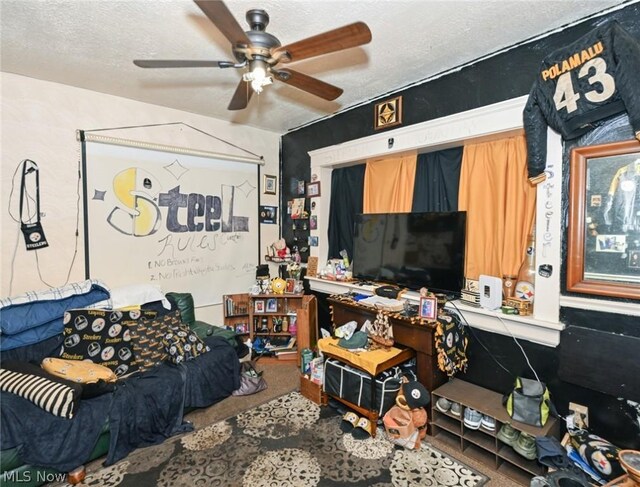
<box><xmin>243</xmin><ymin>270</ymin><xmax>317</xmax><ymax>364</ymax></box>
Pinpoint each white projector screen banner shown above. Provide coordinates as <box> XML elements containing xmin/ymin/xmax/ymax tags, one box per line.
<box><xmin>82</xmin><ymin>140</ymin><xmax>259</xmax><ymax>306</ymax></box>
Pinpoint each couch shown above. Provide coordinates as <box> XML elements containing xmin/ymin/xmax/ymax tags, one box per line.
<box><xmin>0</xmin><ymin>285</ymin><xmax>241</xmax><ymax>487</ymax></box>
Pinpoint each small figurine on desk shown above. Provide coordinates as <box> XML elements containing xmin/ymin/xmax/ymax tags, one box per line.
<box><xmin>292</xmin><ymin>246</ymin><xmax>302</xmax><ymax>264</ymax></box>
<box><xmin>369</xmin><ymin>310</ymin><xmax>394</xmax><ymax>349</ymax></box>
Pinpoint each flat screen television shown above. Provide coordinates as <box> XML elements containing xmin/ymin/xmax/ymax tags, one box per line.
<box><xmin>352</xmin><ymin>211</ymin><xmax>467</xmax><ymax>293</ymax></box>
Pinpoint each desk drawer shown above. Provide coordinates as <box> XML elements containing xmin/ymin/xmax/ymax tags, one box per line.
<box><xmin>322</xmin><ymin>358</ymin><xmax>415</xmax><ymax>416</ymax></box>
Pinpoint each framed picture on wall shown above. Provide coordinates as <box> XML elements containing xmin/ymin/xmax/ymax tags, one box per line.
<box><xmin>291</xmin><ymin>198</ymin><xmax>305</xmax><ymax>218</ymax></box>
<box><xmin>374</xmin><ymin>96</ymin><xmax>403</xmax><ymax>130</ymax></box>
<box><xmin>567</xmin><ymin>139</ymin><xmax>640</xmax><ymax>300</ymax></box>
<box><xmin>259</xmin><ymin>205</ymin><xmax>277</xmax><ymax>224</ymax></box>
<box><xmin>307</xmin><ymin>181</ymin><xmax>321</xmax><ymax>197</ymax></box>
<box><xmin>263</xmin><ymin>174</ymin><xmax>277</xmax><ymax>195</ymax></box>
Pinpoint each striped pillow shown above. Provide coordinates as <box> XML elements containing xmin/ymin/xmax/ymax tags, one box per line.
<box><xmin>0</xmin><ymin>362</ymin><xmax>81</xmax><ymax>419</ymax></box>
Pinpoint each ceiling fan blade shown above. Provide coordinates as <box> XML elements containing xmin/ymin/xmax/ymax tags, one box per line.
<box><xmin>274</xmin><ymin>69</ymin><xmax>343</xmax><ymax>101</ymax></box>
<box><xmin>228</xmin><ymin>79</ymin><xmax>253</xmax><ymax>110</ymax></box>
<box><xmin>133</xmin><ymin>60</ymin><xmax>232</xmax><ymax>68</ymax></box>
<box><xmin>194</xmin><ymin>0</ymin><xmax>251</xmax><ymax>47</ymax></box>
<box><xmin>273</xmin><ymin>22</ymin><xmax>371</xmax><ymax>63</ymax></box>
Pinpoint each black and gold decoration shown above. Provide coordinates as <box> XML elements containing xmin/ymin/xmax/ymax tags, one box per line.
<box><xmin>61</xmin><ymin>308</ymin><xmax>157</xmax><ymax>376</ymax></box>
<box><xmin>259</xmin><ymin>205</ymin><xmax>278</xmax><ymax>224</ymax></box>
<box><xmin>374</xmin><ymin>96</ymin><xmax>403</xmax><ymax>130</ymax></box>
<box><xmin>434</xmin><ymin>312</ymin><xmax>469</xmax><ymax>377</ymax></box>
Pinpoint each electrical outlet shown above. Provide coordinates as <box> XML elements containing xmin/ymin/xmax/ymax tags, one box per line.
<box><xmin>569</xmin><ymin>402</ymin><xmax>589</xmax><ymax>427</ymax></box>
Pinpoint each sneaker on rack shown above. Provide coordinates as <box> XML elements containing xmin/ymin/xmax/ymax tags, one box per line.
<box><xmin>496</xmin><ymin>423</ymin><xmax>519</xmax><ymax>446</ymax></box>
<box><xmin>513</xmin><ymin>432</ymin><xmax>537</xmax><ymax>460</ymax></box>
<box><xmin>450</xmin><ymin>402</ymin><xmax>462</xmax><ymax>417</ymax></box>
<box><xmin>480</xmin><ymin>415</ymin><xmax>496</xmax><ymax>431</ymax></box>
<box><xmin>463</xmin><ymin>407</ymin><xmax>482</xmax><ymax>430</ymax></box>
<box><xmin>435</xmin><ymin>397</ymin><xmax>452</xmax><ymax>414</ymax></box>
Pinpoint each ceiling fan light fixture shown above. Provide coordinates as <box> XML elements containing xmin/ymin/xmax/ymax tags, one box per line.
<box><xmin>243</xmin><ymin>59</ymin><xmax>273</xmax><ymax>94</ymax></box>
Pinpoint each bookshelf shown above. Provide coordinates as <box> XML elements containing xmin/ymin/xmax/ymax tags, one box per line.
<box><xmin>222</xmin><ymin>293</ymin><xmax>250</xmax><ymax>336</ymax></box>
<box><xmin>248</xmin><ymin>293</ymin><xmax>317</xmax><ymax>365</ymax></box>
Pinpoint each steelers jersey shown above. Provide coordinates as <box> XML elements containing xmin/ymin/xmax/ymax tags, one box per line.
<box><xmin>523</xmin><ymin>21</ymin><xmax>640</xmax><ymax>181</ymax></box>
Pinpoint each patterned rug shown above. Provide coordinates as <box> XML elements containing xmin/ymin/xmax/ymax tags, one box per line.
<box><xmin>64</xmin><ymin>392</ymin><xmax>489</xmax><ymax>487</ymax></box>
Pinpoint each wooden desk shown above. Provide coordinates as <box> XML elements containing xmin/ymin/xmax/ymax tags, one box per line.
<box><xmin>328</xmin><ymin>295</ymin><xmax>447</xmax><ymax>394</ymax></box>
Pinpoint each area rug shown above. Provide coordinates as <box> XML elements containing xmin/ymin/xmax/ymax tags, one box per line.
<box><xmin>66</xmin><ymin>392</ymin><xmax>489</xmax><ymax>487</ymax></box>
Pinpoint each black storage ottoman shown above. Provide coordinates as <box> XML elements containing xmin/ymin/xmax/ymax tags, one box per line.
<box><xmin>322</xmin><ymin>357</ymin><xmax>416</xmax><ymax>417</ymax></box>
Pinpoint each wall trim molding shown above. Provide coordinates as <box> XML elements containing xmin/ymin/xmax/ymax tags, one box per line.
<box><xmin>309</xmin><ymin>95</ymin><xmax>528</xmax><ymax>168</ymax></box>
<box><xmin>560</xmin><ymin>295</ymin><xmax>640</xmax><ymax>317</ymax></box>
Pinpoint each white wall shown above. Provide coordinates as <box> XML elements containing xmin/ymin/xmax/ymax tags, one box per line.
<box><xmin>0</xmin><ymin>73</ymin><xmax>281</xmax><ymax>324</ymax></box>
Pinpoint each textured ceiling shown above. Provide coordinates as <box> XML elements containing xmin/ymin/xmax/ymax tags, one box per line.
<box><xmin>0</xmin><ymin>0</ymin><xmax>630</xmax><ymax>134</ymax></box>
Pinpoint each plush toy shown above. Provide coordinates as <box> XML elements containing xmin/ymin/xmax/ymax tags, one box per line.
<box><xmin>271</xmin><ymin>277</ymin><xmax>287</xmax><ymax>295</ymax></box>
<box><xmin>271</xmin><ymin>239</ymin><xmax>290</xmax><ymax>259</ymax></box>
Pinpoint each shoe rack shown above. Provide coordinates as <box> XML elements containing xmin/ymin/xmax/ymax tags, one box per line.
<box><xmin>431</xmin><ymin>379</ymin><xmax>560</xmax><ymax>486</ymax></box>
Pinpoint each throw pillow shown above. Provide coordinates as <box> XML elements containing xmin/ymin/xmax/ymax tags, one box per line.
<box><xmin>129</xmin><ymin>310</ymin><xmax>180</xmax><ymax>372</ymax></box>
<box><xmin>162</xmin><ymin>323</ymin><xmax>210</xmax><ymax>364</ymax></box>
<box><xmin>61</xmin><ymin>308</ymin><xmax>157</xmax><ymax>377</ymax></box>
<box><xmin>0</xmin><ymin>360</ymin><xmax>82</xmax><ymax>419</ymax></box>
<box><xmin>42</xmin><ymin>357</ymin><xmax>117</xmax><ymax>383</ymax></box>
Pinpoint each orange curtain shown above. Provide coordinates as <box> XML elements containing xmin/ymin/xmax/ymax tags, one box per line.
<box><xmin>363</xmin><ymin>152</ymin><xmax>417</xmax><ymax>213</ymax></box>
<box><xmin>458</xmin><ymin>135</ymin><xmax>536</xmax><ymax>281</ymax></box>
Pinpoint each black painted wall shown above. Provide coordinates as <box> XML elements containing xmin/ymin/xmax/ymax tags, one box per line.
<box><xmin>283</xmin><ymin>4</ymin><xmax>640</xmax><ymax>448</ymax></box>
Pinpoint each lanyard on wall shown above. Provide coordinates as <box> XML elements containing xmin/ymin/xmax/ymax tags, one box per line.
<box><xmin>19</xmin><ymin>159</ymin><xmax>49</xmax><ymax>250</ymax></box>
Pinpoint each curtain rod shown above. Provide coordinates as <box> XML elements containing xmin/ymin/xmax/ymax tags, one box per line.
<box><xmin>77</xmin><ymin>131</ymin><xmax>265</xmax><ymax>166</ymax></box>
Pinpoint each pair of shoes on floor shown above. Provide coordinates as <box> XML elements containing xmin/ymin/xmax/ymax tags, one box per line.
<box><xmin>497</xmin><ymin>423</ymin><xmax>537</xmax><ymax>460</ymax></box>
<box><xmin>340</xmin><ymin>411</ymin><xmax>373</xmax><ymax>440</ymax></box>
<box><xmin>435</xmin><ymin>397</ymin><xmax>462</xmax><ymax>417</ymax></box>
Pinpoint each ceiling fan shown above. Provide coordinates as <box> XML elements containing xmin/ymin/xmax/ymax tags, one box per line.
<box><xmin>133</xmin><ymin>0</ymin><xmax>372</xmax><ymax>110</ymax></box>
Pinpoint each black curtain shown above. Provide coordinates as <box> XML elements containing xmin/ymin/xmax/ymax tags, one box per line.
<box><xmin>327</xmin><ymin>164</ymin><xmax>366</xmax><ymax>260</ymax></box>
<box><xmin>411</xmin><ymin>147</ymin><xmax>463</xmax><ymax>212</ymax></box>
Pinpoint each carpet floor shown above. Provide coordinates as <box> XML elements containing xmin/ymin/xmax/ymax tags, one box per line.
<box><xmin>57</xmin><ymin>362</ymin><xmax>517</xmax><ymax>487</ymax></box>
<box><xmin>64</xmin><ymin>391</ymin><xmax>489</xmax><ymax>487</ymax></box>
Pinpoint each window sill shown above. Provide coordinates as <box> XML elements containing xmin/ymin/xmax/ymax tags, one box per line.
<box><xmin>306</xmin><ymin>276</ymin><xmax>563</xmax><ymax>347</ymax></box>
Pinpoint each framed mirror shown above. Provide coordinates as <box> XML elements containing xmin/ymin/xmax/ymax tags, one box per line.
<box><xmin>567</xmin><ymin>139</ymin><xmax>640</xmax><ymax>299</ymax></box>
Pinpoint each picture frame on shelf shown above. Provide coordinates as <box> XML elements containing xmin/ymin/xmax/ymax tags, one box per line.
<box><xmin>567</xmin><ymin>139</ymin><xmax>640</xmax><ymax>300</ymax></box>
<box><xmin>307</xmin><ymin>256</ymin><xmax>318</xmax><ymax>277</ymax></box>
<box><xmin>263</xmin><ymin>174</ymin><xmax>277</xmax><ymax>195</ymax></box>
<box><xmin>254</xmin><ymin>300</ymin><xmax>265</xmax><ymax>313</ymax></box>
<box><xmin>266</xmin><ymin>298</ymin><xmax>278</xmax><ymax>312</ymax></box>
<box><xmin>285</xmin><ymin>278</ymin><xmax>296</xmax><ymax>294</ymax></box>
<box><xmin>307</xmin><ymin>181</ymin><xmax>321</xmax><ymax>197</ymax></box>
<box><xmin>419</xmin><ymin>296</ymin><xmax>437</xmax><ymax>321</ymax></box>
<box><xmin>234</xmin><ymin>323</ymin><xmax>248</xmax><ymax>334</ymax></box>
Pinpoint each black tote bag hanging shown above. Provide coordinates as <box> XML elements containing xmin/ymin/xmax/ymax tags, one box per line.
<box><xmin>19</xmin><ymin>159</ymin><xmax>49</xmax><ymax>250</ymax></box>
